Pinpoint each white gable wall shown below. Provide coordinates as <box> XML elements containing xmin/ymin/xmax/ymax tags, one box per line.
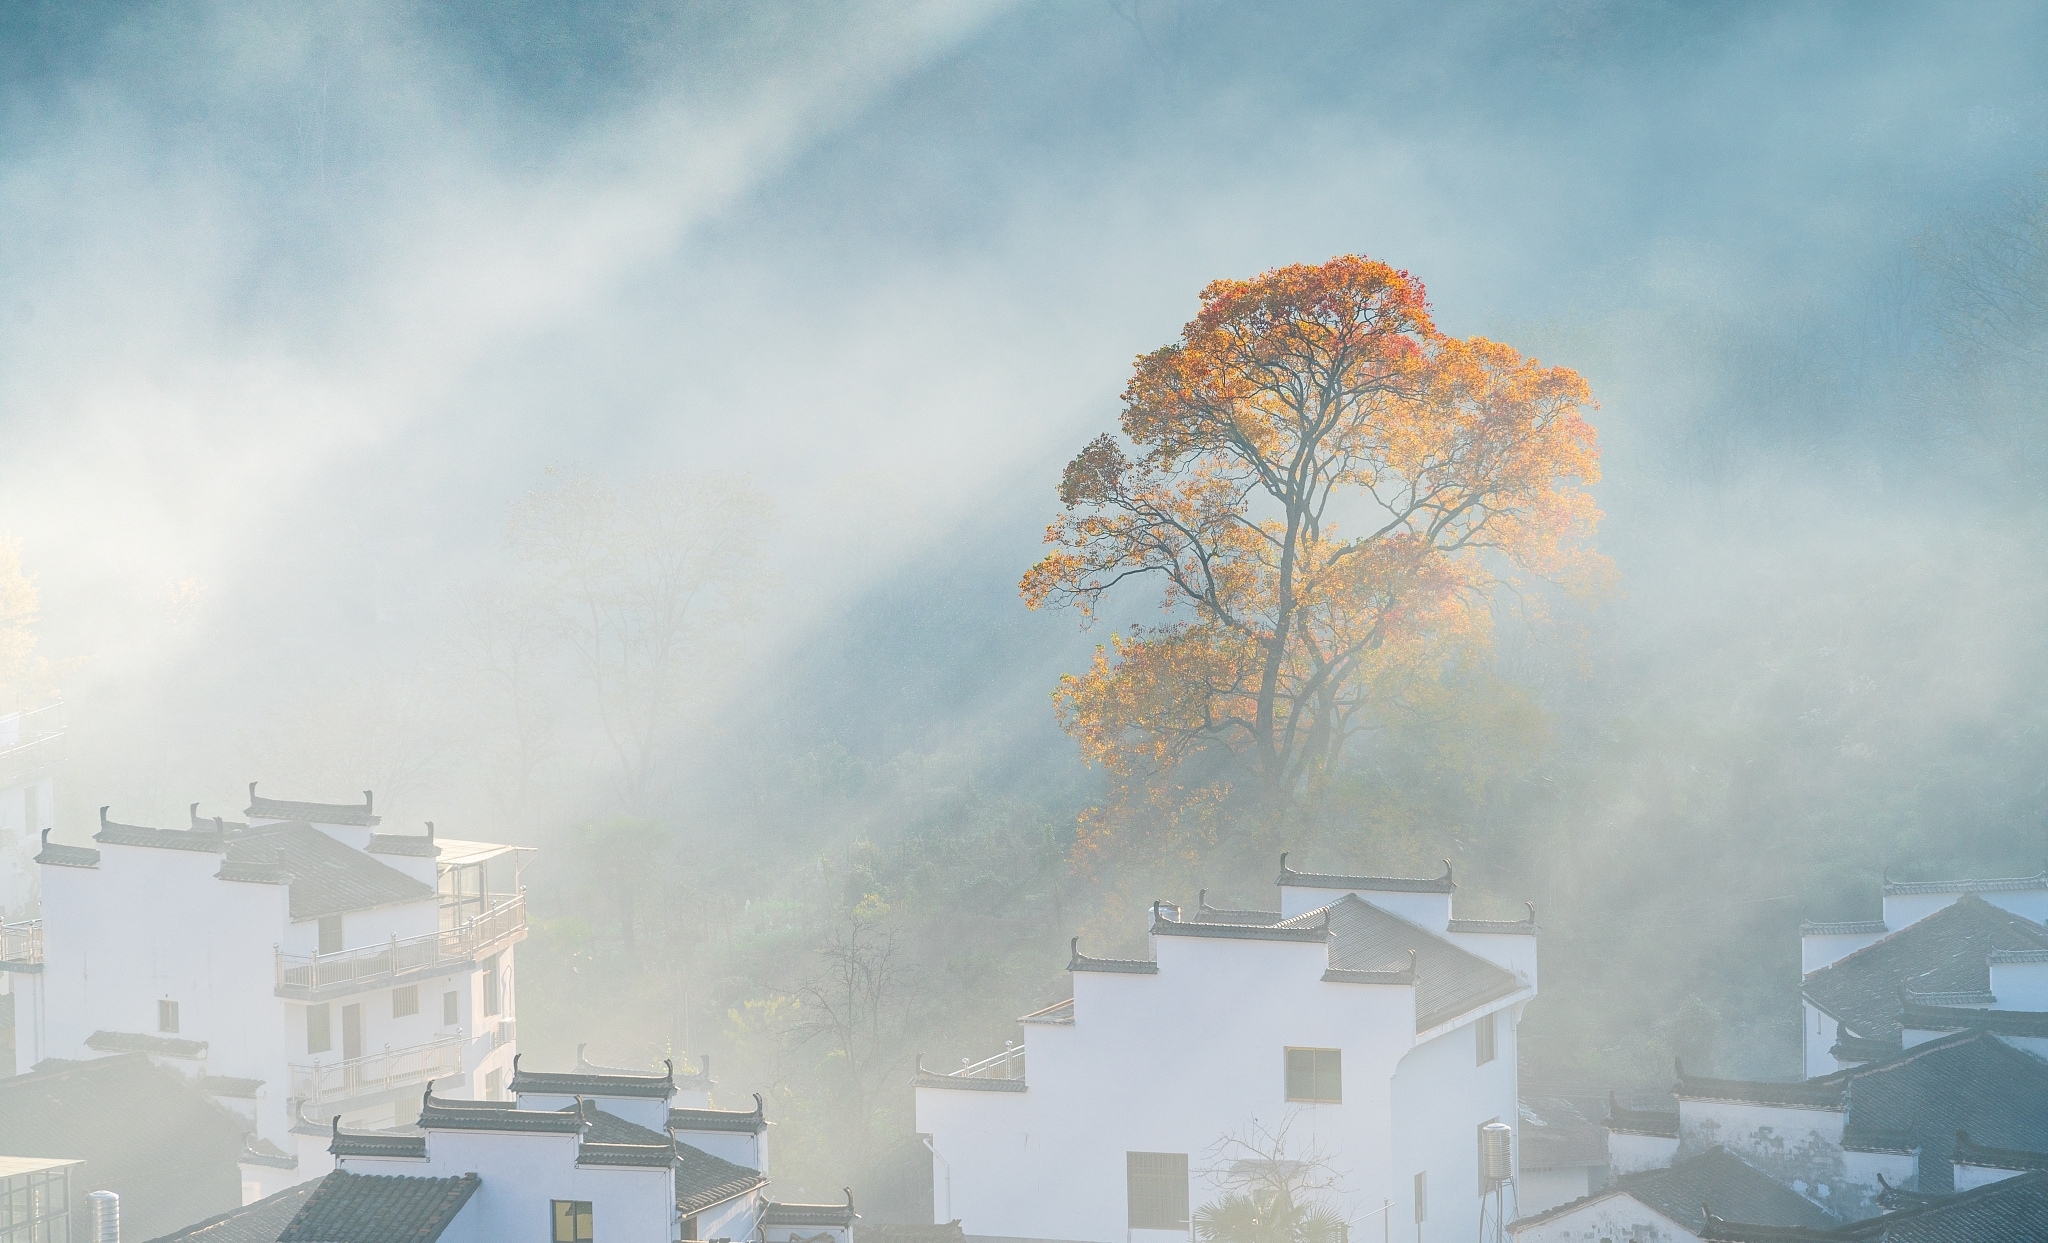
<box><xmin>1882</xmin><ymin>888</ymin><xmax>2048</xmax><ymax>931</ymax></box>
<box><xmin>1801</xmin><ymin>933</ymin><xmax>1887</xmax><ymax>974</ymax></box>
<box><xmin>1607</xmin><ymin>1132</ymin><xmax>1678</xmax><ymax>1175</ymax></box>
<box><xmin>1388</xmin><ymin>1001</ymin><xmax>1521</xmax><ymax>1243</ymax></box>
<box><xmin>1988</xmin><ymin>957</ymin><xmax>2048</xmax><ymax>1010</ymax></box>
<box><xmin>1509</xmin><ymin>1193</ymin><xmax>1699</xmax><ymax>1243</ymax></box>
<box><xmin>1953</xmin><ymin>1161</ymin><xmax>2030</xmax><ymax>1193</ymax></box>
<box><xmin>343</xmin><ymin>1128</ymin><xmax>675</xmax><ymax>1243</ymax></box>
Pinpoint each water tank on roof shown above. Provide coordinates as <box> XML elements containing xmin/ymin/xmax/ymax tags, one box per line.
<box><xmin>1479</xmin><ymin>1122</ymin><xmax>1514</xmax><ymax>1185</ymax></box>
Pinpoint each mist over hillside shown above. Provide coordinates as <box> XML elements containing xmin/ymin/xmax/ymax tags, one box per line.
<box><xmin>4</xmin><ymin>0</ymin><xmax>2048</xmax><ymax>1208</ymax></box>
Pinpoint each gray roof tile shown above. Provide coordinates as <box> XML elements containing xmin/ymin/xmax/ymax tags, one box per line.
<box><xmin>1276</xmin><ymin>853</ymin><xmax>1456</xmax><ymax>893</ymax></box>
<box><xmin>246</xmin><ymin>784</ymin><xmax>380</xmax><ymax>828</ymax></box>
<box><xmin>240</xmin><ymin>823</ymin><xmax>433</xmax><ymax>920</ymax></box>
<box><xmin>276</xmin><ymin>1170</ymin><xmax>477</xmax><ymax>1243</ymax></box>
<box><xmin>145</xmin><ymin>1182</ymin><xmax>317</xmax><ymax>1243</ymax></box>
<box><xmin>511</xmin><ymin>1056</ymin><xmax>674</xmax><ymax>1099</ymax></box>
<box><xmin>1296</xmin><ymin>894</ymin><xmax>1521</xmax><ymax>1030</ymax></box>
<box><xmin>1801</xmin><ymin>895</ymin><xmax>2048</xmax><ymax>1042</ymax></box>
<box><xmin>1514</xmin><ymin>1147</ymin><xmax>1837</xmax><ymax>1235</ymax></box>
<box><xmin>87</xmin><ymin>1030</ymin><xmax>210</xmax><ymax>1059</ymax></box>
<box><xmin>669</xmin><ymin>1096</ymin><xmax>767</xmax><ymax>1134</ymax></box>
<box><xmin>674</xmin><ymin>1139</ymin><xmax>766</xmax><ymax>1213</ymax></box>
<box><xmin>1700</xmin><ymin>1170</ymin><xmax>2048</xmax><ymax>1241</ymax></box>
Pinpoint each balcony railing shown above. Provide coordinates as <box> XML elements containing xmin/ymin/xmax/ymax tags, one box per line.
<box><xmin>275</xmin><ymin>893</ymin><xmax>525</xmax><ymax>998</ymax></box>
<box><xmin>0</xmin><ymin>919</ymin><xmax>41</xmax><ymax>969</ymax></box>
<box><xmin>290</xmin><ymin>1035</ymin><xmax>464</xmax><ymax>1106</ymax></box>
<box><xmin>954</xmin><ymin>1042</ymin><xmax>1024</xmax><ymax>1081</ymax></box>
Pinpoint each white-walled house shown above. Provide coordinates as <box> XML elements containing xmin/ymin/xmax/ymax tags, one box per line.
<box><xmin>915</xmin><ymin>856</ymin><xmax>1537</xmax><ymax>1243</ymax></box>
<box><xmin>10</xmin><ymin>786</ymin><xmax>531</xmax><ymax>1203</ymax></box>
<box><xmin>1799</xmin><ymin>874</ymin><xmax>2048</xmax><ymax>1079</ymax></box>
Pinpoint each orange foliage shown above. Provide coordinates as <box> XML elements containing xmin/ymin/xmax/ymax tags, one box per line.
<box><xmin>1022</xmin><ymin>255</ymin><xmax>1605</xmax><ymax>840</ymax></box>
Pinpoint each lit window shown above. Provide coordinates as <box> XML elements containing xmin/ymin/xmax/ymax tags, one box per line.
<box><xmin>552</xmin><ymin>1200</ymin><xmax>594</xmax><ymax>1242</ymax></box>
<box><xmin>1285</xmin><ymin>1048</ymin><xmax>1341</xmax><ymax>1103</ymax></box>
<box><xmin>307</xmin><ymin>1003</ymin><xmax>331</xmax><ymax>1054</ymax></box>
<box><xmin>393</xmin><ymin>986</ymin><xmax>419</xmax><ymax>1018</ymax></box>
<box><xmin>158</xmin><ymin>1000</ymin><xmax>180</xmax><ymax>1033</ymax></box>
<box><xmin>1476</xmin><ymin>1012</ymin><xmax>1496</xmax><ymax>1065</ymax></box>
<box><xmin>1126</xmin><ymin>1153</ymin><xmax>1188</xmax><ymax>1229</ymax></box>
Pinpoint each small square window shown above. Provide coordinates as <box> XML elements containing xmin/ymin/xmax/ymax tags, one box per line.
<box><xmin>393</xmin><ymin>985</ymin><xmax>419</xmax><ymax>1018</ymax></box>
<box><xmin>1476</xmin><ymin>1012</ymin><xmax>1497</xmax><ymax>1065</ymax></box>
<box><xmin>1284</xmin><ymin>1047</ymin><xmax>1341</xmax><ymax>1103</ymax></box>
<box><xmin>443</xmin><ymin>990</ymin><xmax>459</xmax><ymax>1025</ymax></box>
<box><xmin>552</xmin><ymin>1200</ymin><xmax>593</xmax><ymax>1242</ymax></box>
<box><xmin>158</xmin><ymin>999</ymin><xmax>180</xmax><ymax>1033</ymax></box>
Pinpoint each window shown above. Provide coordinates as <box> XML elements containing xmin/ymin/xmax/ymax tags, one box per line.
<box><xmin>1475</xmin><ymin>1012</ymin><xmax>1496</xmax><ymax>1065</ymax></box>
<box><xmin>482</xmin><ymin>954</ymin><xmax>502</xmax><ymax>1017</ymax></box>
<box><xmin>443</xmin><ymin>990</ymin><xmax>459</xmax><ymax>1026</ymax></box>
<box><xmin>393</xmin><ymin>986</ymin><xmax>419</xmax><ymax>1018</ymax></box>
<box><xmin>551</xmin><ymin>1200</ymin><xmax>593</xmax><ymax>1243</ymax></box>
<box><xmin>307</xmin><ymin>1003</ymin><xmax>331</xmax><ymax>1055</ymax></box>
<box><xmin>1285</xmin><ymin>1048</ymin><xmax>1342</xmax><ymax>1103</ymax></box>
<box><xmin>1126</xmin><ymin>1152</ymin><xmax>1189</xmax><ymax>1229</ymax></box>
<box><xmin>1413</xmin><ymin>1171</ymin><xmax>1427</xmax><ymax>1223</ymax></box>
<box><xmin>318</xmin><ymin>915</ymin><xmax>343</xmax><ymax>955</ymax></box>
<box><xmin>158</xmin><ymin>999</ymin><xmax>179</xmax><ymax>1033</ymax></box>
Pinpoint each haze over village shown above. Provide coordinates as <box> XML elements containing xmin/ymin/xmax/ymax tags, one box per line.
<box><xmin>4</xmin><ymin>5</ymin><xmax>2048</xmax><ymax>1243</ymax></box>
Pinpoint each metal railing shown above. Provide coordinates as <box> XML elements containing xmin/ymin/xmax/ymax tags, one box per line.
<box><xmin>954</xmin><ymin>1042</ymin><xmax>1024</xmax><ymax>1080</ymax></box>
<box><xmin>275</xmin><ymin>893</ymin><xmax>525</xmax><ymax>998</ymax></box>
<box><xmin>0</xmin><ymin>919</ymin><xmax>41</xmax><ymax>966</ymax></box>
<box><xmin>289</xmin><ymin>1035</ymin><xmax>463</xmax><ymax>1106</ymax></box>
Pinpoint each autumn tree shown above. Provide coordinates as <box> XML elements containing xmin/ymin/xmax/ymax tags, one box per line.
<box><xmin>1022</xmin><ymin>256</ymin><xmax>1604</xmax><ymax>847</ymax></box>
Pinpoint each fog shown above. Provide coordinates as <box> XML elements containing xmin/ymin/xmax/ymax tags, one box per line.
<box><xmin>5</xmin><ymin>0</ymin><xmax>2048</xmax><ymax>1214</ymax></box>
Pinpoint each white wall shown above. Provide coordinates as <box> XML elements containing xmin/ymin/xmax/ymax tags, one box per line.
<box><xmin>1509</xmin><ymin>1194</ymin><xmax>1697</xmax><ymax>1243</ymax></box>
<box><xmin>1515</xmin><ymin>1166</ymin><xmax>1595</xmax><ymax>1218</ymax></box>
<box><xmin>1676</xmin><ymin>1100</ymin><xmax>1876</xmax><ymax>1218</ymax></box>
<box><xmin>1882</xmin><ymin>887</ymin><xmax>2048</xmax><ymax>930</ymax></box>
<box><xmin>519</xmin><ymin>1091</ymin><xmax>668</xmax><ymax>1134</ymax></box>
<box><xmin>1952</xmin><ymin>1161</ymin><xmax>2028</xmax><ymax>1193</ymax></box>
<box><xmin>1988</xmin><ymin>957</ymin><xmax>2048</xmax><ymax>1010</ymax></box>
<box><xmin>0</xmin><ymin>773</ymin><xmax>56</xmax><ymax>919</ymax></box>
<box><xmin>344</xmin><ymin>1128</ymin><xmax>676</xmax><ymax>1243</ymax></box>
<box><xmin>1606</xmin><ymin>1132</ymin><xmax>1677</xmax><ymax>1176</ymax></box>
<box><xmin>1803</xmin><ymin>1003</ymin><xmax>1843</xmax><ymax>1079</ymax></box>
<box><xmin>1388</xmin><ymin>1005</ymin><xmax>1520</xmax><ymax>1243</ymax></box>
<box><xmin>1280</xmin><ymin>886</ymin><xmax>1451</xmax><ymax>929</ymax></box>
<box><xmin>1801</xmin><ymin>932</ymin><xmax>1886</xmax><ymax>975</ymax></box>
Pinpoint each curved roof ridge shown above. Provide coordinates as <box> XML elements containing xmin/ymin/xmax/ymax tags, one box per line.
<box><xmin>1276</xmin><ymin>851</ymin><xmax>1456</xmax><ymax>894</ymax></box>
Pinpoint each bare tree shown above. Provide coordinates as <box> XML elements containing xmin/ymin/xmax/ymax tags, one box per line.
<box><xmin>1193</xmin><ymin>1114</ymin><xmax>1349</xmax><ymax>1243</ymax></box>
<box><xmin>784</xmin><ymin>915</ymin><xmax>909</xmax><ymax>1152</ymax></box>
<box><xmin>509</xmin><ymin>470</ymin><xmax>769</xmax><ymax>812</ymax></box>
<box><xmin>448</xmin><ymin>579</ymin><xmax>561</xmax><ymax>819</ymax></box>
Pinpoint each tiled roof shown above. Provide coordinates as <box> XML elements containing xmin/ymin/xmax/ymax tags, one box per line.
<box><xmin>1511</xmin><ymin>1147</ymin><xmax>1837</xmax><ymax>1235</ymax></box>
<box><xmin>1152</xmin><ymin>913</ymin><xmax>1331</xmax><ymax>943</ymax></box>
<box><xmin>1901</xmin><ymin>1002</ymin><xmax>2048</xmax><ymax>1038</ymax></box>
<box><xmin>1883</xmin><ymin>870</ymin><xmax>2048</xmax><ymax>896</ymax></box>
<box><xmin>238</xmin><ymin>1136</ymin><xmax>297</xmax><ymax>1169</ymax></box>
<box><xmin>1447</xmin><ymin>906</ymin><xmax>1538</xmax><ymax>936</ymax></box>
<box><xmin>1276</xmin><ymin>852</ymin><xmax>1456</xmax><ymax>893</ymax></box>
<box><xmin>34</xmin><ymin>830</ymin><xmax>98</xmax><ymax>867</ymax></box>
<box><xmin>246</xmin><ymin>784</ymin><xmax>381</xmax><ymax>828</ymax></box>
<box><xmin>1832</xmin><ymin>1029</ymin><xmax>2048</xmax><ymax>1192</ymax></box>
<box><xmin>576</xmin><ymin>1044</ymin><xmax>713</xmax><ymax>1087</ymax></box>
<box><xmin>200</xmin><ymin>1075</ymin><xmax>264</xmax><ymax>1099</ymax></box>
<box><xmin>572</xmin><ymin>1103</ymin><xmax>669</xmax><ymax>1146</ymax></box>
<box><xmin>329</xmin><ymin>1115</ymin><xmax>429</xmax><ymax>1158</ymax></box>
<box><xmin>365</xmin><ymin>834</ymin><xmax>439</xmax><ymax>858</ymax></box>
<box><xmin>1606</xmin><ymin>1091</ymin><xmax>1681</xmax><ymax>1138</ymax></box>
<box><xmin>1066</xmin><ymin>938</ymin><xmax>1157</xmax><ymax>974</ymax></box>
<box><xmin>1194</xmin><ymin>891</ymin><xmax>1283</xmax><ymax>925</ymax></box>
<box><xmin>1828</xmin><ymin>1031</ymin><xmax>1901</xmax><ymax>1063</ymax></box>
<box><xmin>670</xmin><ymin>1095</ymin><xmax>767</xmax><ymax>1134</ymax></box>
<box><xmin>1953</xmin><ymin>1130</ymin><xmax>2048</xmax><ymax>1173</ymax></box>
<box><xmin>578</xmin><ymin>1142</ymin><xmax>674</xmax><ymax>1168</ymax></box>
<box><xmin>145</xmin><ymin>1181</ymin><xmax>318</xmax><ymax>1243</ymax></box>
<box><xmin>237</xmin><ymin>822</ymin><xmax>433</xmax><ymax>919</ymax></box>
<box><xmin>189</xmin><ymin>806</ymin><xmax>247</xmax><ymax>833</ymax></box>
<box><xmin>1801</xmin><ymin>920</ymin><xmax>1889</xmax><ymax>936</ymax></box>
<box><xmin>1301</xmin><ymin>894</ymin><xmax>1520</xmax><ymax>1030</ymax></box>
<box><xmin>674</xmin><ymin>1139</ymin><xmax>766</xmax><ymax>1213</ymax></box>
<box><xmin>94</xmin><ymin>808</ymin><xmax>225</xmax><ymax>852</ymax></box>
<box><xmin>763</xmin><ymin>1194</ymin><xmax>856</xmax><ymax>1228</ymax></box>
<box><xmin>1017</xmin><ymin>998</ymin><xmax>1074</xmax><ymax>1025</ymax></box>
<box><xmin>511</xmin><ymin>1055</ymin><xmax>674</xmax><ymax>1099</ymax></box>
<box><xmin>1802</xmin><ymin>895</ymin><xmax>2048</xmax><ymax>1042</ymax></box>
<box><xmin>1674</xmin><ymin>1064</ymin><xmax>1848</xmax><ymax>1110</ymax></box>
<box><xmin>276</xmin><ymin>1170</ymin><xmax>477</xmax><ymax>1243</ymax></box>
<box><xmin>1519</xmin><ymin>1097</ymin><xmax>1608</xmax><ymax>1169</ymax></box>
<box><xmin>417</xmin><ymin>1093</ymin><xmax>582</xmax><ymax>1134</ymax></box>
<box><xmin>1700</xmin><ymin>1170</ymin><xmax>2048</xmax><ymax>1241</ymax></box>
<box><xmin>87</xmin><ymin>1030</ymin><xmax>210</xmax><ymax>1059</ymax></box>
<box><xmin>0</xmin><ymin>1053</ymin><xmax>247</xmax><ymax>1240</ymax></box>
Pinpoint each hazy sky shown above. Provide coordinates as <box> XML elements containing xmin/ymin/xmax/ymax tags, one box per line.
<box><xmin>3</xmin><ymin>1</ymin><xmax>2046</xmax><ymax>822</ymax></box>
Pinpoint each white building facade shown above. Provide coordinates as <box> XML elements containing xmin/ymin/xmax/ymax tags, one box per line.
<box><xmin>7</xmin><ymin>785</ymin><xmax>530</xmax><ymax>1203</ymax></box>
<box><xmin>0</xmin><ymin>704</ymin><xmax>61</xmax><ymax>921</ymax></box>
<box><xmin>916</xmin><ymin>857</ymin><xmax>1538</xmax><ymax>1243</ymax></box>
